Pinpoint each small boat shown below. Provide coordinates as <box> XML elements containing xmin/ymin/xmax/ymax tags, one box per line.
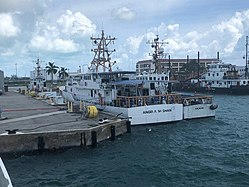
<box><xmin>0</xmin><ymin>157</ymin><xmax>13</xmax><ymax>187</ymax></box>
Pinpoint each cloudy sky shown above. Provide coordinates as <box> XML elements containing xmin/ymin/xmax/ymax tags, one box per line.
<box><xmin>1</xmin><ymin>0</ymin><xmax>249</xmax><ymax>77</ymax></box>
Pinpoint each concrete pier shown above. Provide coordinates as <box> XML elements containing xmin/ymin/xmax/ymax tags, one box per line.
<box><xmin>0</xmin><ymin>89</ymin><xmax>130</xmax><ymax>154</ymax></box>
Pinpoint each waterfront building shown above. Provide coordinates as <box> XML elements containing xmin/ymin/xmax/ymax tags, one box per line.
<box><xmin>136</xmin><ymin>58</ymin><xmax>220</xmax><ymax>74</ymax></box>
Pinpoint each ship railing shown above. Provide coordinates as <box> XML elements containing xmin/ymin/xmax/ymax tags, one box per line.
<box><xmin>223</xmin><ymin>76</ymin><xmax>240</xmax><ymax>79</ymax></box>
<box><xmin>181</xmin><ymin>95</ymin><xmax>213</xmax><ymax>106</ymax></box>
<box><xmin>114</xmin><ymin>94</ymin><xmax>182</xmax><ymax>108</ymax></box>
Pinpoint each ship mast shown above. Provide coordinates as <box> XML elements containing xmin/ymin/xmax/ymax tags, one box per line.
<box><xmin>34</xmin><ymin>58</ymin><xmax>42</xmax><ymax>77</ymax></box>
<box><xmin>147</xmin><ymin>35</ymin><xmax>168</xmax><ymax>74</ymax></box>
<box><xmin>89</xmin><ymin>30</ymin><xmax>116</xmax><ymax>73</ymax></box>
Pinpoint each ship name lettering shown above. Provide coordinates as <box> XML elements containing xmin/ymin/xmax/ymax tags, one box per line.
<box><xmin>143</xmin><ymin>110</ymin><xmax>154</xmax><ymax>114</ymax></box>
<box><xmin>163</xmin><ymin>109</ymin><xmax>172</xmax><ymax>112</ymax></box>
<box><xmin>142</xmin><ymin>108</ymin><xmax>172</xmax><ymax>114</ymax></box>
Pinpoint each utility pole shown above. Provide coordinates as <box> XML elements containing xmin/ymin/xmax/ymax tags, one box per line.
<box><xmin>245</xmin><ymin>36</ymin><xmax>248</xmax><ymax>79</ymax></box>
<box><xmin>15</xmin><ymin>63</ymin><xmax>17</xmax><ymax>77</ymax></box>
<box><xmin>168</xmin><ymin>55</ymin><xmax>172</xmax><ymax>93</ymax></box>
<box><xmin>197</xmin><ymin>51</ymin><xmax>200</xmax><ymax>84</ymax></box>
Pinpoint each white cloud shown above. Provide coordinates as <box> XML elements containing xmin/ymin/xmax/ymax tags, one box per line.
<box><xmin>0</xmin><ymin>13</ymin><xmax>20</xmax><ymax>37</ymax></box>
<box><xmin>112</xmin><ymin>7</ymin><xmax>136</xmax><ymax>21</ymax></box>
<box><xmin>126</xmin><ymin>35</ymin><xmax>144</xmax><ymax>54</ymax></box>
<box><xmin>30</xmin><ymin>35</ymin><xmax>78</xmax><ymax>53</ymax></box>
<box><xmin>0</xmin><ymin>50</ymin><xmax>15</xmax><ymax>56</ymax></box>
<box><xmin>29</xmin><ymin>10</ymin><xmax>97</xmax><ymax>53</ymax></box>
<box><xmin>111</xmin><ymin>8</ymin><xmax>249</xmax><ymax>71</ymax></box>
<box><xmin>57</xmin><ymin>10</ymin><xmax>96</xmax><ymax>36</ymax></box>
<box><xmin>150</xmin><ymin>9</ymin><xmax>249</xmax><ymax>58</ymax></box>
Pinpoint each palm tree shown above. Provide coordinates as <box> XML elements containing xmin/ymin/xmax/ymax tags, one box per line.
<box><xmin>58</xmin><ymin>67</ymin><xmax>69</xmax><ymax>83</ymax></box>
<box><xmin>46</xmin><ymin>62</ymin><xmax>59</xmax><ymax>90</ymax></box>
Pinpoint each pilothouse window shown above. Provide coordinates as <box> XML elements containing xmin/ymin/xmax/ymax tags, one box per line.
<box><xmin>150</xmin><ymin>83</ymin><xmax>155</xmax><ymax>89</ymax></box>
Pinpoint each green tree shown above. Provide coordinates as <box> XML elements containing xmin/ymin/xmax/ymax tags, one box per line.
<box><xmin>58</xmin><ymin>67</ymin><xmax>69</xmax><ymax>81</ymax></box>
<box><xmin>46</xmin><ymin>62</ymin><xmax>59</xmax><ymax>90</ymax></box>
<box><xmin>181</xmin><ymin>59</ymin><xmax>205</xmax><ymax>74</ymax></box>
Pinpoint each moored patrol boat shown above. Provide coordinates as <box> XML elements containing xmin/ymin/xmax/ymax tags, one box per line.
<box><xmin>61</xmin><ymin>31</ymin><xmax>217</xmax><ymax>125</ymax></box>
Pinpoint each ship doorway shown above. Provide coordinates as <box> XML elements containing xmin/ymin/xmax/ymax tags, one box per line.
<box><xmin>91</xmin><ymin>90</ymin><xmax>93</xmax><ymax>97</ymax></box>
<box><xmin>142</xmin><ymin>89</ymin><xmax>149</xmax><ymax>96</ymax></box>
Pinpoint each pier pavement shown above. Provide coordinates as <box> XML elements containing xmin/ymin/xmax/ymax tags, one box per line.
<box><xmin>0</xmin><ymin>89</ymin><xmax>129</xmax><ymax>154</ymax></box>
<box><xmin>0</xmin><ymin>90</ymin><xmax>115</xmax><ymax>133</ymax></box>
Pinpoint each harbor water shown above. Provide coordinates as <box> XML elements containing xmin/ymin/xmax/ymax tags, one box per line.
<box><xmin>3</xmin><ymin>94</ymin><xmax>249</xmax><ymax>186</ymax></box>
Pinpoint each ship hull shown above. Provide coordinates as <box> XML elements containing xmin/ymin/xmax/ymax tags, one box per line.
<box><xmin>0</xmin><ymin>158</ymin><xmax>12</xmax><ymax>187</ymax></box>
<box><xmin>62</xmin><ymin>89</ymin><xmax>217</xmax><ymax>125</ymax></box>
<box><xmin>173</xmin><ymin>83</ymin><xmax>249</xmax><ymax>95</ymax></box>
<box><xmin>103</xmin><ymin>104</ymin><xmax>183</xmax><ymax>125</ymax></box>
<box><xmin>183</xmin><ymin>104</ymin><xmax>215</xmax><ymax>119</ymax></box>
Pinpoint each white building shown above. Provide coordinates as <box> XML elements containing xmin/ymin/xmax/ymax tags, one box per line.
<box><xmin>136</xmin><ymin>58</ymin><xmax>220</xmax><ymax>74</ymax></box>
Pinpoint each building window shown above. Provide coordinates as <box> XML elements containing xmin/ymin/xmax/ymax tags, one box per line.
<box><xmin>217</xmin><ymin>73</ymin><xmax>219</xmax><ymax>76</ymax></box>
<box><xmin>161</xmin><ymin>77</ymin><xmax>164</xmax><ymax>80</ymax></box>
<box><xmin>208</xmin><ymin>73</ymin><xmax>210</xmax><ymax>76</ymax></box>
<box><xmin>149</xmin><ymin>77</ymin><xmax>152</xmax><ymax>80</ymax></box>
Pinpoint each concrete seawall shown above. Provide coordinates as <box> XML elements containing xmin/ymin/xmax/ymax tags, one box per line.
<box><xmin>0</xmin><ymin>90</ymin><xmax>131</xmax><ymax>155</ymax></box>
<box><xmin>0</xmin><ymin>120</ymin><xmax>130</xmax><ymax>154</ymax></box>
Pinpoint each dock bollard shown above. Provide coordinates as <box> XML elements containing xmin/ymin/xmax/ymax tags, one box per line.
<box><xmin>67</xmin><ymin>101</ymin><xmax>73</xmax><ymax>113</ymax></box>
<box><xmin>126</xmin><ymin>121</ymin><xmax>131</xmax><ymax>133</ymax></box>
<box><xmin>110</xmin><ymin>125</ymin><xmax>116</xmax><ymax>141</ymax></box>
<box><xmin>79</xmin><ymin>100</ymin><xmax>83</xmax><ymax>111</ymax></box>
<box><xmin>91</xmin><ymin>131</ymin><xmax>97</xmax><ymax>148</ymax></box>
